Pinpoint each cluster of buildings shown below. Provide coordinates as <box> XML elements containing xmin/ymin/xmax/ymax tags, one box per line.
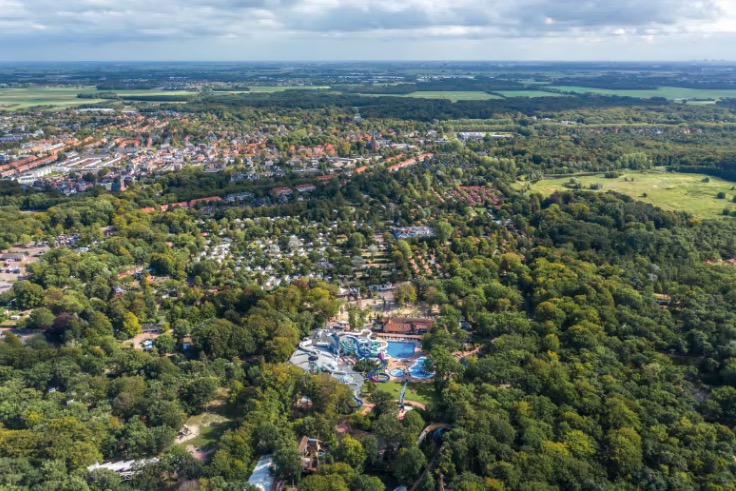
<box><xmin>392</xmin><ymin>226</ymin><xmax>436</xmax><ymax>240</ymax></box>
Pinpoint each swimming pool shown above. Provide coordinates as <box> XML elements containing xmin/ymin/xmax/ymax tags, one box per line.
<box><xmin>386</xmin><ymin>341</ymin><xmax>416</xmax><ymax>359</ymax></box>
<box><xmin>409</xmin><ymin>357</ymin><xmax>434</xmax><ymax>379</ymax></box>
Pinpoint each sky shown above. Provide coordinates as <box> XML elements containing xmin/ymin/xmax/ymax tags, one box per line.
<box><xmin>1</xmin><ymin>0</ymin><xmax>736</xmax><ymax>61</ymax></box>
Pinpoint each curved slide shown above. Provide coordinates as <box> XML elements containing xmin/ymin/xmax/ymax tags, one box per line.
<box><xmin>350</xmin><ymin>395</ymin><xmax>364</xmax><ymax>409</ymax></box>
<box><xmin>339</xmin><ymin>335</ymin><xmax>390</xmax><ymax>384</ymax></box>
<box><xmin>366</xmin><ymin>353</ymin><xmax>390</xmax><ymax>383</ymax></box>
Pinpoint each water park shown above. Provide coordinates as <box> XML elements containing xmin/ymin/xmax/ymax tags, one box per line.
<box><xmin>288</xmin><ymin>327</ymin><xmax>434</xmax><ymax>408</ymax></box>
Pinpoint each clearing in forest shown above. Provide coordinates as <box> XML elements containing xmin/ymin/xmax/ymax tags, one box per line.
<box><xmin>527</xmin><ymin>171</ymin><xmax>736</xmax><ymax>220</ymax></box>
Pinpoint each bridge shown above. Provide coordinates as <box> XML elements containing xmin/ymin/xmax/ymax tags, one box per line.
<box><xmin>417</xmin><ymin>423</ymin><xmax>451</xmax><ymax>445</ymax></box>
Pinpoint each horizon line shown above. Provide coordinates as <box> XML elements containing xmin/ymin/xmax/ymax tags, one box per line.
<box><xmin>0</xmin><ymin>59</ymin><xmax>734</xmax><ymax>64</ymax></box>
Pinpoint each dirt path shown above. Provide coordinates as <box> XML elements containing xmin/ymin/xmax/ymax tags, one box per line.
<box><xmin>453</xmin><ymin>347</ymin><xmax>481</xmax><ymax>361</ymax></box>
<box><xmin>360</xmin><ymin>399</ymin><xmax>426</xmax><ymax>416</ymax></box>
<box><xmin>186</xmin><ymin>445</ymin><xmax>214</xmax><ymax>462</ymax></box>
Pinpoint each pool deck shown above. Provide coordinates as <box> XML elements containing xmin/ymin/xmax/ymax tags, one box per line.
<box><xmin>373</xmin><ymin>332</ymin><xmax>424</xmax><ymax>340</ymax></box>
<box><xmin>384</xmin><ymin>342</ymin><xmax>429</xmax><ymax>381</ymax></box>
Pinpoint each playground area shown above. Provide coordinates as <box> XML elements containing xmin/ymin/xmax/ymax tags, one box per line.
<box><xmin>288</xmin><ymin>327</ymin><xmax>434</xmax><ymax>409</ymax></box>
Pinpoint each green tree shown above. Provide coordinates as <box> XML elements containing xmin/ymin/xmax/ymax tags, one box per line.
<box><xmin>153</xmin><ymin>333</ymin><xmax>176</xmax><ymax>354</ymax></box>
<box><xmin>604</xmin><ymin>428</ymin><xmax>643</xmax><ymax>478</ymax></box>
<box><xmin>179</xmin><ymin>377</ymin><xmax>217</xmax><ymax>414</ymax></box>
<box><xmin>334</xmin><ymin>435</ymin><xmax>366</xmax><ymax>471</ymax></box>
<box><xmin>299</xmin><ymin>474</ymin><xmax>349</xmax><ymax>491</ymax></box>
<box><xmin>120</xmin><ymin>312</ymin><xmax>142</xmax><ymax>338</ymax></box>
<box><xmin>393</xmin><ymin>445</ymin><xmax>426</xmax><ymax>485</ymax></box>
<box><xmin>395</xmin><ymin>282</ymin><xmax>417</xmax><ymax>307</ymax></box>
<box><xmin>354</xmin><ymin>475</ymin><xmax>385</xmax><ymax>491</ymax></box>
<box><xmin>13</xmin><ymin>280</ymin><xmax>44</xmax><ymax>310</ymax></box>
<box><xmin>25</xmin><ymin>307</ymin><xmax>55</xmax><ymax>330</ymax></box>
<box><xmin>273</xmin><ymin>445</ymin><xmax>303</xmax><ymax>485</ymax></box>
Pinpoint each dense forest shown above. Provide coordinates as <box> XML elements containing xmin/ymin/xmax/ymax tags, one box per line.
<box><xmin>4</xmin><ymin>66</ymin><xmax>736</xmax><ymax>490</ymax></box>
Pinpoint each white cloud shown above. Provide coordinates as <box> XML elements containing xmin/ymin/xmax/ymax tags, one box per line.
<box><xmin>0</xmin><ymin>0</ymin><xmax>734</xmax><ymax>60</ymax></box>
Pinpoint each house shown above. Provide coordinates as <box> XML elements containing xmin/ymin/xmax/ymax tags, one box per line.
<box><xmin>376</xmin><ymin>317</ymin><xmax>434</xmax><ymax>335</ymax></box>
<box><xmin>270</xmin><ymin>187</ymin><xmax>294</xmax><ymax>198</ymax></box>
<box><xmin>225</xmin><ymin>191</ymin><xmax>254</xmax><ymax>203</ymax></box>
<box><xmin>180</xmin><ymin>336</ymin><xmax>193</xmax><ymax>351</ymax></box>
<box><xmin>141</xmin><ymin>323</ymin><xmax>161</xmax><ymax>334</ymax></box>
<box><xmin>458</xmin><ymin>132</ymin><xmax>484</xmax><ymax>141</ymax></box>
<box><xmin>297</xmin><ymin>436</ymin><xmax>322</xmax><ymax>472</ymax></box>
<box><xmin>295</xmin><ymin>184</ymin><xmax>316</xmax><ymax>193</ymax></box>
<box><xmin>368</xmin><ymin>138</ymin><xmax>381</xmax><ymax>152</ymax></box>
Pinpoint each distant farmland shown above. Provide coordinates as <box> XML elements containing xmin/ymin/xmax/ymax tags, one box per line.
<box><xmin>401</xmin><ymin>91</ymin><xmax>503</xmax><ymax>101</ymax></box>
<box><xmin>228</xmin><ymin>86</ymin><xmax>332</xmax><ymax>94</ymax></box>
<box><xmin>551</xmin><ymin>86</ymin><xmax>736</xmax><ymax>100</ymax></box>
<box><xmin>0</xmin><ymin>86</ymin><xmax>199</xmax><ymax>110</ymax></box>
<box><xmin>496</xmin><ymin>90</ymin><xmax>568</xmax><ymax>98</ymax></box>
<box><xmin>0</xmin><ymin>87</ymin><xmax>103</xmax><ymax>110</ymax></box>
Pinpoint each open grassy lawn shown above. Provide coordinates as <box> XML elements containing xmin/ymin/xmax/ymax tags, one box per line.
<box><xmin>528</xmin><ymin>171</ymin><xmax>736</xmax><ymax>219</ymax></box>
<box><xmin>551</xmin><ymin>86</ymin><xmax>736</xmax><ymax>100</ymax></box>
<box><xmin>497</xmin><ymin>90</ymin><xmax>569</xmax><ymax>98</ymax></box>
<box><xmin>379</xmin><ymin>381</ymin><xmax>437</xmax><ymax>406</ymax></box>
<box><xmin>401</xmin><ymin>91</ymin><xmax>502</xmax><ymax>102</ymax></box>
<box><xmin>184</xmin><ymin>412</ymin><xmax>233</xmax><ymax>449</ymax></box>
<box><xmin>0</xmin><ymin>86</ymin><xmax>104</xmax><ymax>110</ymax></box>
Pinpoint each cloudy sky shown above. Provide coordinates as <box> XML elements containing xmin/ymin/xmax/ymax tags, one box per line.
<box><xmin>1</xmin><ymin>0</ymin><xmax>736</xmax><ymax>61</ymax></box>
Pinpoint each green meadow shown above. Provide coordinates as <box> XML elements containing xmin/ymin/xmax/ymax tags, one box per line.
<box><xmin>528</xmin><ymin>171</ymin><xmax>736</xmax><ymax>219</ymax></box>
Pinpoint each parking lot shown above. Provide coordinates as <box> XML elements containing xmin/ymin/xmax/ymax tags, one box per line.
<box><xmin>0</xmin><ymin>243</ymin><xmax>50</xmax><ymax>292</ymax></box>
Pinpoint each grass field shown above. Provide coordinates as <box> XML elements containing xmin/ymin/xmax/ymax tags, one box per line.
<box><xmin>0</xmin><ymin>87</ymin><xmax>103</xmax><ymax>110</ymax></box>
<box><xmin>237</xmin><ymin>86</ymin><xmax>331</xmax><ymax>93</ymax></box>
<box><xmin>116</xmin><ymin>89</ymin><xmax>198</xmax><ymax>97</ymax></box>
<box><xmin>497</xmin><ymin>90</ymin><xmax>568</xmax><ymax>98</ymax></box>
<box><xmin>0</xmin><ymin>86</ymin><xmax>200</xmax><ymax>110</ymax></box>
<box><xmin>401</xmin><ymin>91</ymin><xmax>503</xmax><ymax>101</ymax></box>
<box><xmin>528</xmin><ymin>171</ymin><xmax>736</xmax><ymax>219</ymax></box>
<box><xmin>184</xmin><ymin>412</ymin><xmax>234</xmax><ymax>449</ymax></box>
<box><xmin>551</xmin><ymin>86</ymin><xmax>736</xmax><ymax>100</ymax></box>
<box><xmin>379</xmin><ymin>381</ymin><xmax>436</xmax><ymax>406</ymax></box>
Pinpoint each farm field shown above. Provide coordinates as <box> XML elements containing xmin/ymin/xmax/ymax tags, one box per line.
<box><xmin>497</xmin><ymin>90</ymin><xmax>568</xmax><ymax>98</ymax></box>
<box><xmin>551</xmin><ymin>86</ymin><xmax>736</xmax><ymax>100</ymax></box>
<box><xmin>0</xmin><ymin>86</ymin><xmax>201</xmax><ymax>110</ymax></box>
<box><xmin>115</xmin><ymin>89</ymin><xmax>198</xmax><ymax>97</ymax></box>
<box><xmin>400</xmin><ymin>91</ymin><xmax>502</xmax><ymax>101</ymax></box>
<box><xmin>0</xmin><ymin>87</ymin><xmax>103</xmax><ymax>110</ymax></box>
<box><xmin>240</xmin><ymin>85</ymin><xmax>331</xmax><ymax>93</ymax></box>
<box><xmin>528</xmin><ymin>171</ymin><xmax>736</xmax><ymax>219</ymax></box>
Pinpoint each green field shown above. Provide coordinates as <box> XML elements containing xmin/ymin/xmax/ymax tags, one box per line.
<box><xmin>401</xmin><ymin>91</ymin><xmax>502</xmax><ymax>101</ymax></box>
<box><xmin>185</xmin><ymin>412</ymin><xmax>234</xmax><ymax>449</ymax></box>
<box><xmin>551</xmin><ymin>86</ymin><xmax>736</xmax><ymax>100</ymax></box>
<box><xmin>0</xmin><ymin>86</ymin><xmax>200</xmax><ymax>110</ymax></box>
<box><xmin>378</xmin><ymin>381</ymin><xmax>436</xmax><ymax>406</ymax></box>
<box><xmin>238</xmin><ymin>85</ymin><xmax>331</xmax><ymax>93</ymax></box>
<box><xmin>528</xmin><ymin>171</ymin><xmax>736</xmax><ymax>219</ymax></box>
<box><xmin>0</xmin><ymin>87</ymin><xmax>103</xmax><ymax>110</ymax></box>
<box><xmin>497</xmin><ymin>90</ymin><xmax>568</xmax><ymax>98</ymax></box>
<box><xmin>116</xmin><ymin>89</ymin><xmax>198</xmax><ymax>97</ymax></box>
